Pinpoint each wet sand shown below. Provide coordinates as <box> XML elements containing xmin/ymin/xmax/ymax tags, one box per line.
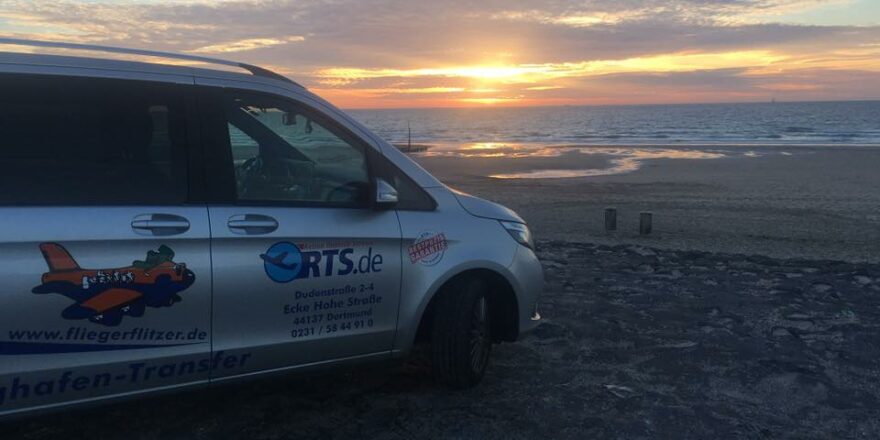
<box><xmin>413</xmin><ymin>145</ymin><xmax>880</xmax><ymax>262</ymax></box>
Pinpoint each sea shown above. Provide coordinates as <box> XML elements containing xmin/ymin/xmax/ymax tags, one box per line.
<box><xmin>349</xmin><ymin>100</ymin><xmax>880</xmax><ymax>147</ymax></box>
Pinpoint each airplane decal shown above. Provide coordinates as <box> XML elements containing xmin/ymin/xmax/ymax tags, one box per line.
<box><xmin>31</xmin><ymin>243</ymin><xmax>195</xmax><ymax>327</ymax></box>
<box><xmin>261</xmin><ymin>242</ymin><xmax>303</xmax><ymax>283</ymax></box>
<box><xmin>260</xmin><ymin>251</ymin><xmax>300</xmax><ymax>271</ymax></box>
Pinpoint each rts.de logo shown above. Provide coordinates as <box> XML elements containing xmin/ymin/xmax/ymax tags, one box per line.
<box><xmin>261</xmin><ymin>242</ymin><xmax>383</xmax><ymax>283</ymax></box>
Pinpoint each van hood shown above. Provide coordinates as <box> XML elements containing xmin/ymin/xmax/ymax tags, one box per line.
<box><xmin>451</xmin><ymin>189</ymin><xmax>525</xmax><ymax>224</ymax></box>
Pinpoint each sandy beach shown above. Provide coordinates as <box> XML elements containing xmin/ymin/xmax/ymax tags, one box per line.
<box><xmin>412</xmin><ymin>144</ymin><xmax>880</xmax><ymax>262</ymax></box>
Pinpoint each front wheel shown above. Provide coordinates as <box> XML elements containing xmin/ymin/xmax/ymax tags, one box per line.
<box><xmin>431</xmin><ymin>277</ymin><xmax>492</xmax><ymax>389</ymax></box>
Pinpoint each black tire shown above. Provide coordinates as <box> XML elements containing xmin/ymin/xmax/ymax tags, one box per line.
<box><xmin>431</xmin><ymin>276</ymin><xmax>492</xmax><ymax>389</ymax></box>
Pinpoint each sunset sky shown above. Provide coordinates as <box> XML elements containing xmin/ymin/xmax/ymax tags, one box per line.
<box><xmin>0</xmin><ymin>0</ymin><xmax>878</xmax><ymax>108</ymax></box>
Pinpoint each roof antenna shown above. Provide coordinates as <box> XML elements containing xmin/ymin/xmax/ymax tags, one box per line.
<box><xmin>407</xmin><ymin>121</ymin><xmax>412</xmax><ymax>152</ymax></box>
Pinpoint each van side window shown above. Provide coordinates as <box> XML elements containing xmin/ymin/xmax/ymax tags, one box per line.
<box><xmin>0</xmin><ymin>75</ymin><xmax>188</xmax><ymax>205</ymax></box>
<box><xmin>221</xmin><ymin>93</ymin><xmax>370</xmax><ymax>206</ymax></box>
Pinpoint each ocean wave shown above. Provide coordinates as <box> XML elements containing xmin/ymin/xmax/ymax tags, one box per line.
<box><xmin>349</xmin><ymin>101</ymin><xmax>880</xmax><ymax>147</ymax></box>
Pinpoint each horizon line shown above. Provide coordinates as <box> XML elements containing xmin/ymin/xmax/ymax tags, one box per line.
<box><xmin>342</xmin><ymin>98</ymin><xmax>880</xmax><ymax>111</ymax></box>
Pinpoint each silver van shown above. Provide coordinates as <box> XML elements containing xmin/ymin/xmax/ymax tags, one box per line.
<box><xmin>0</xmin><ymin>39</ymin><xmax>542</xmax><ymax>418</ymax></box>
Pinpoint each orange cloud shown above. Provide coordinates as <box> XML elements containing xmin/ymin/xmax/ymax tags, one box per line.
<box><xmin>316</xmin><ymin>50</ymin><xmax>789</xmax><ymax>85</ymax></box>
<box><xmin>188</xmin><ymin>36</ymin><xmax>305</xmax><ymax>54</ymax></box>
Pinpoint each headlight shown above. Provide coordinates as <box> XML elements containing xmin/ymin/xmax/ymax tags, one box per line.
<box><xmin>500</xmin><ymin>221</ymin><xmax>534</xmax><ymax>249</ymax></box>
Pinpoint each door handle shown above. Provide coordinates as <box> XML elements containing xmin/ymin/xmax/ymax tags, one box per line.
<box><xmin>227</xmin><ymin>214</ymin><xmax>278</xmax><ymax>235</ymax></box>
<box><xmin>131</xmin><ymin>214</ymin><xmax>190</xmax><ymax>236</ymax></box>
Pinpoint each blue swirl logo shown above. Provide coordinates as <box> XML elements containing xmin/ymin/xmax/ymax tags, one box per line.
<box><xmin>260</xmin><ymin>242</ymin><xmax>303</xmax><ymax>283</ymax></box>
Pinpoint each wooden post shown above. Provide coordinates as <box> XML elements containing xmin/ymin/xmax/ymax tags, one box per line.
<box><xmin>604</xmin><ymin>208</ymin><xmax>617</xmax><ymax>231</ymax></box>
<box><xmin>640</xmin><ymin>212</ymin><xmax>653</xmax><ymax>235</ymax></box>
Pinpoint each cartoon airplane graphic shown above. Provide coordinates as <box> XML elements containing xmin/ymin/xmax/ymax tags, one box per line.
<box><xmin>259</xmin><ymin>251</ymin><xmax>300</xmax><ymax>271</ymax></box>
<box><xmin>31</xmin><ymin>243</ymin><xmax>195</xmax><ymax>327</ymax></box>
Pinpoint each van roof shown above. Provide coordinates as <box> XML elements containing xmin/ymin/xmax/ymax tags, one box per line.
<box><xmin>0</xmin><ymin>37</ymin><xmax>303</xmax><ymax>88</ymax></box>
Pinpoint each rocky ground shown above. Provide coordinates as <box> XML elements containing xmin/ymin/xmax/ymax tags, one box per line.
<box><xmin>4</xmin><ymin>240</ymin><xmax>880</xmax><ymax>439</ymax></box>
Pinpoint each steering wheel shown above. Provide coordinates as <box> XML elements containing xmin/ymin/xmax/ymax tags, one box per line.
<box><xmin>236</xmin><ymin>156</ymin><xmax>263</xmax><ymax>196</ymax></box>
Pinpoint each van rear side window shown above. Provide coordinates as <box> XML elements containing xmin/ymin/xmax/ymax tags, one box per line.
<box><xmin>0</xmin><ymin>75</ymin><xmax>188</xmax><ymax>205</ymax></box>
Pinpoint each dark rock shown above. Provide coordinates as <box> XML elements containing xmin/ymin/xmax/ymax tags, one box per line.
<box><xmin>854</xmin><ymin>275</ymin><xmax>872</xmax><ymax>285</ymax></box>
<box><xmin>533</xmin><ymin>321</ymin><xmax>568</xmax><ymax>340</ymax></box>
<box><xmin>771</xmin><ymin>327</ymin><xmax>794</xmax><ymax>338</ymax></box>
<box><xmin>604</xmin><ymin>384</ymin><xmax>638</xmax><ymax>398</ymax></box>
<box><xmin>810</xmin><ymin>283</ymin><xmax>833</xmax><ymax>293</ymax></box>
<box><xmin>636</xmin><ymin>264</ymin><xmax>655</xmax><ymax>274</ymax></box>
<box><xmin>628</xmin><ymin>245</ymin><xmax>656</xmax><ymax>257</ymax></box>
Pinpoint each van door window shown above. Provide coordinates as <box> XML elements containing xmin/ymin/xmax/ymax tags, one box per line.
<box><xmin>0</xmin><ymin>74</ymin><xmax>188</xmax><ymax>205</ymax></box>
<box><xmin>222</xmin><ymin>96</ymin><xmax>370</xmax><ymax>206</ymax></box>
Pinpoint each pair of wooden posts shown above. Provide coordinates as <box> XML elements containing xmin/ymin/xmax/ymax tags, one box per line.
<box><xmin>604</xmin><ymin>208</ymin><xmax>652</xmax><ymax>235</ymax></box>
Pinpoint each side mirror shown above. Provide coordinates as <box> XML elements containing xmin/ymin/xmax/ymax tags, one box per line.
<box><xmin>374</xmin><ymin>178</ymin><xmax>398</xmax><ymax>208</ymax></box>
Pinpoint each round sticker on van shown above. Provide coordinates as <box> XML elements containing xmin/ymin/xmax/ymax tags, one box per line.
<box><xmin>261</xmin><ymin>242</ymin><xmax>304</xmax><ymax>283</ymax></box>
<box><xmin>408</xmin><ymin>231</ymin><xmax>448</xmax><ymax>266</ymax></box>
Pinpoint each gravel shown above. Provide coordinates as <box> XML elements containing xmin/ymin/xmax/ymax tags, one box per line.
<box><xmin>4</xmin><ymin>240</ymin><xmax>880</xmax><ymax>439</ymax></box>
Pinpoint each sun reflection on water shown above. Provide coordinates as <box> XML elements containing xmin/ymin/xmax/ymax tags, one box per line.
<box><xmin>423</xmin><ymin>142</ymin><xmax>574</xmax><ymax>158</ymax></box>
<box><xmin>417</xmin><ymin>142</ymin><xmax>731</xmax><ymax>178</ymax></box>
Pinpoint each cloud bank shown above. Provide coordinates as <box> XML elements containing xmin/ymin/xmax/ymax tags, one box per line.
<box><xmin>0</xmin><ymin>0</ymin><xmax>877</xmax><ymax>107</ymax></box>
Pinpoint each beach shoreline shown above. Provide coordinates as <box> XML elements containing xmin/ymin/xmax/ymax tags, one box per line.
<box><xmin>408</xmin><ymin>143</ymin><xmax>880</xmax><ymax>262</ymax></box>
